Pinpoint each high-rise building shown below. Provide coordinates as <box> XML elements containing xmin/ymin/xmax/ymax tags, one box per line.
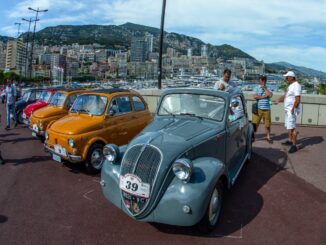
<box><xmin>187</xmin><ymin>48</ymin><xmax>192</xmax><ymax>57</ymax></box>
<box><xmin>130</xmin><ymin>37</ymin><xmax>147</xmax><ymax>62</ymax></box>
<box><xmin>145</xmin><ymin>33</ymin><xmax>154</xmax><ymax>53</ymax></box>
<box><xmin>201</xmin><ymin>45</ymin><xmax>207</xmax><ymax>57</ymax></box>
<box><xmin>5</xmin><ymin>38</ymin><xmax>26</xmax><ymax>76</ymax></box>
<box><xmin>0</xmin><ymin>41</ymin><xmax>5</xmax><ymax>69</ymax></box>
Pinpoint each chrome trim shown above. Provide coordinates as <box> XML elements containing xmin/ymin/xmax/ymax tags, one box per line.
<box><xmin>29</xmin><ymin>127</ymin><xmax>45</xmax><ymax>137</ymax></box>
<box><xmin>44</xmin><ymin>144</ymin><xmax>82</xmax><ymax>163</ymax></box>
<box><xmin>120</xmin><ymin>143</ymin><xmax>163</xmax><ymax>217</ymax></box>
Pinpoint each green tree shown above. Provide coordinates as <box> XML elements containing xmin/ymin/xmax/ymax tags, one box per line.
<box><xmin>317</xmin><ymin>84</ymin><xmax>326</xmax><ymax>95</ymax></box>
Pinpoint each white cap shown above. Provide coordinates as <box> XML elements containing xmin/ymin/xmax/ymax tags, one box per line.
<box><xmin>283</xmin><ymin>71</ymin><xmax>296</xmax><ymax>77</ymax></box>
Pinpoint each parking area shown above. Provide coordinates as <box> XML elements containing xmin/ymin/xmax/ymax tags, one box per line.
<box><xmin>0</xmin><ymin>104</ymin><xmax>325</xmax><ymax>245</ymax></box>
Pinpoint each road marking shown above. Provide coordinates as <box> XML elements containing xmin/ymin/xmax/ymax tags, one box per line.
<box><xmin>83</xmin><ymin>189</ymin><xmax>95</xmax><ymax>201</ymax></box>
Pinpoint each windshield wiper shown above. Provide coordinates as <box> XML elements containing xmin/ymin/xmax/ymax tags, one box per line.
<box><xmin>179</xmin><ymin>113</ymin><xmax>204</xmax><ymax>120</ymax></box>
<box><xmin>161</xmin><ymin>106</ymin><xmax>175</xmax><ymax>118</ymax></box>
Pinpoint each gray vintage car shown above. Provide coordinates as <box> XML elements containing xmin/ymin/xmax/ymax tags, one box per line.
<box><xmin>100</xmin><ymin>87</ymin><xmax>254</xmax><ymax>232</ymax></box>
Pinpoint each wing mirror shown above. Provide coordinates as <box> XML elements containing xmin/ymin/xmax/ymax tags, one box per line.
<box><xmin>231</xmin><ymin>99</ymin><xmax>239</xmax><ymax>108</ymax></box>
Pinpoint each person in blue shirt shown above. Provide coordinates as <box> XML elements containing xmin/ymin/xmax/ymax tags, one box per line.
<box><xmin>252</xmin><ymin>75</ymin><xmax>273</xmax><ymax>143</ymax></box>
<box><xmin>4</xmin><ymin>80</ymin><xmax>18</xmax><ymax>129</ymax></box>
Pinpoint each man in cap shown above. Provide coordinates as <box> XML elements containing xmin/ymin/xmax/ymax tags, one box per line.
<box><xmin>273</xmin><ymin>71</ymin><xmax>301</xmax><ymax>153</ymax></box>
<box><xmin>252</xmin><ymin>75</ymin><xmax>273</xmax><ymax>143</ymax></box>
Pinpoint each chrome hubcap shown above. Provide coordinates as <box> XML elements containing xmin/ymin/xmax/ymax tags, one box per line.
<box><xmin>90</xmin><ymin>149</ymin><xmax>103</xmax><ymax>169</ymax></box>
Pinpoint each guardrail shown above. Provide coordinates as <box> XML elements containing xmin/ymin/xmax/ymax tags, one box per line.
<box><xmin>139</xmin><ymin>89</ymin><xmax>326</xmax><ymax>126</ymax></box>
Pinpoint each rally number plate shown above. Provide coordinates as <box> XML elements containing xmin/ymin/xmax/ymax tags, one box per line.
<box><xmin>32</xmin><ymin>124</ymin><xmax>39</xmax><ymax>133</ymax></box>
<box><xmin>54</xmin><ymin>145</ymin><xmax>67</xmax><ymax>157</ymax></box>
<box><xmin>120</xmin><ymin>174</ymin><xmax>150</xmax><ymax>198</ymax></box>
<box><xmin>52</xmin><ymin>154</ymin><xmax>61</xmax><ymax>163</ymax></box>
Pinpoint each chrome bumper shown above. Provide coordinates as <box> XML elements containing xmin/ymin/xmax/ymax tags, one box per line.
<box><xmin>29</xmin><ymin>127</ymin><xmax>45</xmax><ymax>137</ymax></box>
<box><xmin>44</xmin><ymin>144</ymin><xmax>83</xmax><ymax>163</ymax></box>
<box><xmin>23</xmin><ymin>119</ymin><xmax>30</xmax><ymax>125</ymax></box>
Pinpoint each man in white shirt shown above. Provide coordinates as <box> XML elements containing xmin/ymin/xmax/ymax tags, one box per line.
<box><xmin>273</xmin><ymin>71</ymin><xmax>301</xmax><ymax>153</ymax></box>
<box><xmin>214</xmin><ymin>68</ymin><xmax>236</xmax><ymax>92</ymax></box>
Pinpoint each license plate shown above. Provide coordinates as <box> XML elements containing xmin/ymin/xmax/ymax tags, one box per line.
<box><xmin>32</xmin><ymin>124</ymin><xmax>39</xmax><ymax>133</ymax></box>
<box><xmin>22</xmin><ymin>113</ymin><xmax>26</xmax><ymax>119</ymax></box>
<box><xmin>120</xmin><ymin>174</ymin><xmax>150</xmax><ymax>198</ymax></box>
<box><xmin>54</xmin><ymin>145</ymin><xmax>67</xmax><ymax>157</ymax></box>
<box><xmin>32</xmin><ymin>132</ymin><xmax>36</xmax><ymax>137</ymax></box>
<box><xmin>52</xmin><ymin>154</ymin><xmax>61</xmax><ymax>162</ymax></box>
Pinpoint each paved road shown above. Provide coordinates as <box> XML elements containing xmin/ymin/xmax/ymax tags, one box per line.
<box><xmin>0</xmin><ymin>107</ymin><xmax>325</xmax><ymax>245</ymax></box>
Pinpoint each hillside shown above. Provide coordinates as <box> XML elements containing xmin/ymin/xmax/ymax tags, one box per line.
<box><xmin>20</xmin><ymin>22</ymin><xmax>254</xmax><ymax>60</ymax></box>
<box><xmin>266</xmin><ymin>62</ymin><xmax>326</xmax><ymax>78</ymax></box>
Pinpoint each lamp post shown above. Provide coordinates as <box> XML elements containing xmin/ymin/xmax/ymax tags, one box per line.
<box><xmin>158</xmin><ymin>0</ymin><xmax>167</xmax><ymax>89</ymax></box>
<box><xmin>14</xmin><ymin>22</ymin><xmax>21</xmax><ymax>37</ymax></box>
<box><xmin>28</xmin><ymin>7</ymin><xmax>48</xmax><ymax>78</ymax></box>
<box><xmin>22</xmin><ymin>17</ymin><xmax>37</xmax><ymax>78</ymax></box>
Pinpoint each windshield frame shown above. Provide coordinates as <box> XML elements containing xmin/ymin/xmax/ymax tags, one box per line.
<box><xmin>69</xmin><ymin>94</ymin><xmax>108</xmax><ymax>116</ymax></box>
<box><xmin>157</xmin><ymin>92</ymin><xmax>226</xmax><ymax>122</ymax></box>
<box><xmin>49</xmin><ymin>92</ymin><xmax>67</xmax><ymax>108</ymax></box>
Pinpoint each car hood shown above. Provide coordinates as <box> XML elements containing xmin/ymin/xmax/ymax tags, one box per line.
<box><xmin>50</xmin><ymin>114</ymin><xmax>103</xmax><ymax>135</ymax></box>
<box><xmin>24</xmin><ymin>101</ymin><xmax>48</xmax><ymax>115</ymax></box>
<box><xmin>33</xmin><ymin>105</ymin><xmax>66</xmax><ymax>119</ymax></box>
<box><xmin>129</xmin><ymin>117</ymin><xmax>223</xmax><ymax>161</ymax></box>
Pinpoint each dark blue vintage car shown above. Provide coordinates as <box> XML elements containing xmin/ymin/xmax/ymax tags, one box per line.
<box><xmin>100</xmin><ymin>87</ymin><xmax>254</xmax><ymax>232</ymax></box>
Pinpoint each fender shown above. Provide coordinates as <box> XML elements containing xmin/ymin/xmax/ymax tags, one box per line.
<box><xmin>82</xmin><ymin>136</ymin><xmax>107</xmax><ymax>160</ymax></box>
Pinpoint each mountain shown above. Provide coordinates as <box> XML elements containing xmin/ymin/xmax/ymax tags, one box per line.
<box><xmin>0</xmin><ymin>35</ymin><xmax>13</xmax><ymax>43</ymax></box>
<box><xmin>266</xmin><ymin>62</ymin><xmax>326</xmax><ymax>78</ymax></box>
<box><xmin>20</xmin><ymin>22</ymin><xmax>254</xmax><ymax>60</ymax></box>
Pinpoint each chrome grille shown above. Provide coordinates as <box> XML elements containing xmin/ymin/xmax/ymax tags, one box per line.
<box><xmin>120</xmin><ymin>144</ymin><xmax>162</xmax><ymax>216</ymax></box>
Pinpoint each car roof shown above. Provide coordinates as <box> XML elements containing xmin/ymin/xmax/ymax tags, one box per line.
<box><xmin>161</xmin><ymin>87</ymin><xmax>243</xmax><ymax>100</ymax></box>
<box><xmin>86</xmin><ymin>88</ymin><xmax>130</xmax><ymax>95</ymax></box>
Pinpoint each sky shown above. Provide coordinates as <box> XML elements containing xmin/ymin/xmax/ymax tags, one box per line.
<box><xmin>1</xmin><ymin>0</ymin><xmax>326</xmax><ymax>72</ymax></box>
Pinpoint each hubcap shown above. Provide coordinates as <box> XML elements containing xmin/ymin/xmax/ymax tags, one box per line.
<box><xmin>208</xmin><ymin>188</ymin><xmax>221</xmax><ymax>225</ymax></box>
<box><xmin>90</xmin><ymin>148</ymin><xmax>103</xmax><ymax>169</ymax></box>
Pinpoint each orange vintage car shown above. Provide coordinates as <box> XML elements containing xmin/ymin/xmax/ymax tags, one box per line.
<box><xmin>44</xmin><ymin>88</ymin><xmax>153</xmax><ymax>173</ymax></box>
<box><xmin>29</xmin><ymin>89</ymin><xmax>84</xmax><ymax>138</ymax></box>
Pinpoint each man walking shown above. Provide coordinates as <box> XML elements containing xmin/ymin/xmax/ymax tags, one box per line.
<box><xmin>4</xmin><ymin>80</ymin><xmax>18</xmax><ymax>129</ymax></box>
<box><xmin>252</xmin><ymin>75</ymin><xmax>273</xmax><ymax>143</ymax></box>
<box><xmin>274</xmin><ymin>71</ymin><xmax>301</xmax><ymax>153</ymax></box>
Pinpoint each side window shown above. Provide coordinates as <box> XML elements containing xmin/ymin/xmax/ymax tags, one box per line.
<box><xmin>29</xmin><ymin>91</ymin><xmax>37</xmax><ymax>101</ymax></box>
<box><xmin>108</xmin><ymin>96</ymin><xmax>132</xmax><ymax>115</ymax></box>
<box><xmin>66</xmin><ymin>94</ymin><xmax>78</xmax><ymax>108</ymax></box>
<box><xmin>132</xmin><ymin>96</ymin><xmax>145</xmax><ymax>111</ymax></box>
<box><xmin>229</xmin><ymin>96</ymin><xmax>244</xmax><ymax>122</ymax></box>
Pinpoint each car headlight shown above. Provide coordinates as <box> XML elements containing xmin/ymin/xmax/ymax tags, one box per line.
<box><xmin>172</xmin><ymin>158</ymin><xmax>193</xmax><ymax>182</ymax></box>
<box><xmin>103</xmin><ymin>144</ymin><xmax>120</xmax><ymax>164</ymax></box>
<box><xmin>45</xmin><ymin>131</ymin><xmax>49</xmax><ymax>140</ymax></box>
<box><xmin>68</xmin><ymin>138</ymin><xmax>74</xmax><ymax>148</ymax></box>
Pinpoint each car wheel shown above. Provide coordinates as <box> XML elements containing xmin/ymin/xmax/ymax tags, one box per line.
<box><xmin>85</xmin><ymin>143</ymin><xmax>104</xmax><ymax>174</ymax></box>
<box><xmin>246</xmin><ymin>133</ymin><xmax>253</xmax><ymax>162</ymax></box>
<box><xmin>17</xmin><ymin>111</ymin><xmax>23</xmax><ymax>124</ymax></box>
<box><xmin>198</xmin><ymin>180</ymin><xmax>224</xmax><ymax>233</ymax></box>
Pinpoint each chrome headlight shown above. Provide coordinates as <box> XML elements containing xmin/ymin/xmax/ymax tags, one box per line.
<box><xmin>68</xmin><ymin>138</ymin><xmax>74</xmax><ymax>148</ymax></box>
<box><xmin>45</xmin><ymin>131</ymin><xmax>49</xmax><ymax>140</ymax></box>
<box><xmin>103</xmin><ymin>144</ymin><xmax>120</xmax><ymax>164</ymax></box>
<box><xmin>172</xmin><ymin>158</ymin><xmax>193</xmax><ymax>182</ymax></box>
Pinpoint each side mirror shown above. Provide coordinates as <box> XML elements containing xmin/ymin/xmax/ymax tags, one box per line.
<box><xmin>231</xmin><ymin>99</ymin><xmax>239</xmax><ymax>108</ymax></box>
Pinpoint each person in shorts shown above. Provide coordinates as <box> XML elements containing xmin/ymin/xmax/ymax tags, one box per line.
<box><xmin>273</xmin><ymin>71</ymin><xmax>301</xmax><ymax>153</ymax></box>
<box><xmin>252</xmin><ymin>75</ymin><xmax>273</xmax><ymax>143</ymax></box>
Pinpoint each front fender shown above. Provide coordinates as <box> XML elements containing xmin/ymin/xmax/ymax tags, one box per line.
<box><xmin>101</xmin><ymin>157</ymin><xmax>227</xmax><ymax>226</ymax></box>
<box><xmin>82</xmin><ymin>136</ymin><xmax>107</xmax><ymax>160</ymax></box>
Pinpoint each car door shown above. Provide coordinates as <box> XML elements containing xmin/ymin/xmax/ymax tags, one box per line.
<box><xmin>129</xmin><ymin>95</ymin><xmax>151</xmax><ymax>137</ymax></box>
<box><xmin>104</xmin><ymin>95</ymin><xmax>133</xmax><ymax>146</ymax></box>
<box><xmin>226</xmin><ymin>95</ymin><xmax>247</xmax><ymax>183</ymax></box>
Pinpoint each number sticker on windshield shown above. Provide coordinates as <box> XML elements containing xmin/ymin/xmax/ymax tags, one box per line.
<box><xmin>119</xmin><ymin>174</ymin><xmax>150</xmax><ymax>198</ymax></box>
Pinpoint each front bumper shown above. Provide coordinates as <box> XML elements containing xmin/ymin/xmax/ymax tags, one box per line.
<box><xmin>101</xmin><ymin>157</ymin><xmax>225</xmax><ymax>226</ymax></box>
<box><xmin>29</xmin><ymin>126</ymin><xmax>45</xmax><ymax>137</ymax></box>
<box><xmin>44</xmin><ymin>143</ymin><xmax>83</xmax><ymax>163</ymax></box>
<box><xmin>23</xmin><ymin>118</ymin><xmax>30</xmax><ymax>125</ymax></box>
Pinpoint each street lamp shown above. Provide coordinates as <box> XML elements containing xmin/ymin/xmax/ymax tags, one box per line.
<box><xmin>14</xmin><ymin>22</ymin><xmax>21</xmax><ymax>37</ymax></box>
<box><xmin>158</xmin><ymin>0</ymin><xmax>167</xmax><ymax>89</ymax></box>
<box><xmin>28</xmin><ymin>7</ymin><xmax>48</xmax><ymax>78</ymax></box>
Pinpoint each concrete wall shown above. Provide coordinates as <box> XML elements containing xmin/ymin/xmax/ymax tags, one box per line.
<box><xmin>139</xmin><ymin>89</ymin><xmax>326</xmax><ymax>126</ymax></box>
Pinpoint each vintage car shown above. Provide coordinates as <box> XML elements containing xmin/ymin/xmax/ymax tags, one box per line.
<box><xmin>100</xmin><ymin>87</ymin><xmax>254</xmax><ymax>232</ymax></box>
<box><xmin>29</xmin><ymin>89</ymin><xmax>84</xmax><ymax>138</ymax></box>
<box><xmin>44</xmin><ymin>88</ymin><xmax>153</xmax><ymax>173</ymax></box>
<box><xmin>22</xmin><ymin>88</ymin><xmax>61</xmax><ymax>125</ymax></box>
<box><xmin>15</xmin><ymin>88</ymin><xmax>44</xmax><ymax>124</ymax></box>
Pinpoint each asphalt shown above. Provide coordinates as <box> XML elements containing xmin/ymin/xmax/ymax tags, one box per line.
<box><xmin>0</xmin><ymin>104</ymin><xmax>325</xmax><ymax>245</ymax></box>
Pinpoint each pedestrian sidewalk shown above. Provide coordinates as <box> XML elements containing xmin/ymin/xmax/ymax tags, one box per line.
<box><xmin>253</xmin><ymin>124</ymin><xmax>326</xmax><ymax>192</ymax></box>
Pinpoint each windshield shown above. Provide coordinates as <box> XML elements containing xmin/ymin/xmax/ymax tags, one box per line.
<box><xmin>70</xmin><ymin>94</ymin><xmax>107</xmax><ymax>115</ymax></box>
<box><xmin>158</xmin><ymin>93</ymin><xmax>225</xmax><ymax>121</ymax></box>
<box><xmin>49</xmin><ymin>92</ymin><xmax>67</xmax><ymax>107</ymax></box>
<box><xmin>38</xmin><ymin>91</ymin><xmax>52</xmax><ymax>102</ymax></box>
<box><xmin>22</xmin><ymin>92</ymin><xmax>30</xmax><ymax>102</ymax></box>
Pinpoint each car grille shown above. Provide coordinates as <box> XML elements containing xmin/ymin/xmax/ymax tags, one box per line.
<box><xmin>120</xmin><ymin>144</ymin><xmax>162</xmax><ymax>216</ymax></box>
